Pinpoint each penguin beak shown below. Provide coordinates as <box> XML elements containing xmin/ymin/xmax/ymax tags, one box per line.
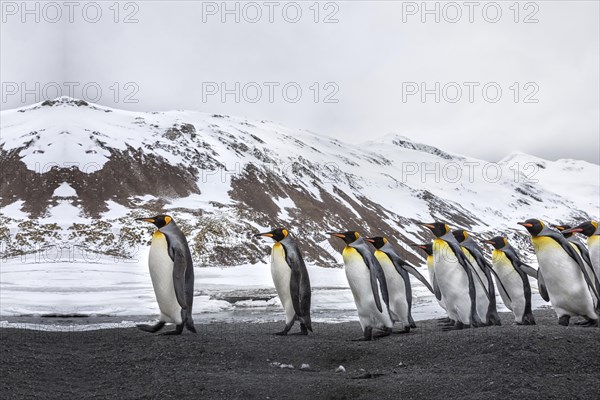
<box><xmin>327</xmin><ymin>232</ymin><xmax>346</xmax><ymax>239</ymax></box>
<box><xmin>517</xmin><ymin>222</ymin><xmax>533</xmax><ymax>228</ymax></box>
<box><xmin>255</xmin><ymin>232</ymin><xmax>274</xmax><ymax>238</ymax></box>
<box><xmin>365</xmin><ymin>238</ymin><xmax>375</xmax><ymax>243</ymax></box>
<box><xmin>554</xmin><ymin>225</ymin><xmax>565</xmax><ymax>231</ymax></box>
<box><xmin>563</xmin><ymin>227</ymin><xmax>582</xmax><ymax>234</ymax></box>
<box><xmin>482</xmin><ymin>240</ymin><xmax>494</xmax><ymax>245</ymax></box>
<box><xmin>412</xmin><ymin>244</ymin><xmax>426</xmax><ymax>250</ymax></box>
<box><xmin>423</xmin><ymin>223</ymin><xmax>436</xmax><ymax>230</ymax></box>
<box><xmin>136</xmin><ymin>218</ymin><xmax>155</xmax><ymax>223</ymax></box>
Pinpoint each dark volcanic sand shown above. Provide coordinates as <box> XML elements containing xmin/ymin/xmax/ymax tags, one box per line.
<box><xmin>1</xmin><ymin>309</ymin><xmax>598</xmax><ymax>400</ymax></box>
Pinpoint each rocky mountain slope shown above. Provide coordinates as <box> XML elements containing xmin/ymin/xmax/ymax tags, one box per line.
<box><xmin>1</xmin><ymin>97</ymin><xmax>598</xmax><ymax>266</ymax></box>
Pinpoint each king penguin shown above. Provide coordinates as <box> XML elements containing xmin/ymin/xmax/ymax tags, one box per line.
<box><xmin>555</xmin><ymin>224</ymin><xmax>600</xmax><ymax>294</ymax></box>
<box><xmin>452</xmin><ymin>229</ymin><xmax>502</xmax><ymax>326</ymax></box>
<box><xmin>136</xmin><ymin>215</ymin><xmax>196</xmax><ymax>335</ymax></box>
<box><xmin>255</xmin><ymin>228</ymin><xmax>312</xmax><ymax>335</ymax></box>
<box><xmin>365</xmin><ymin>236</ymin><xmax>435</xmax><ymax>332</ymax></box>
<box><xmin>482</xmin><ymin>236</ymin><xmax>536</xmax><ymax>325</ymax></box>
<box><xmin>413</xmin><ymin>243</ymin><xmax>452</xmax><ymax>324</ymax></box>
<box><xmin>562</xmin><ymin>221</ymin><xmax>600</xmax><ymax>291</ymax></box>
<box><xmin>423</xmin><ymin>222</ymin><xmax>490</xmax><ymax>329</ymax></box>
<box><xmin>518</xmin><ymin>219</ymin><xmax>599</xmax><ymax>326</ymax></box>
<box><xmin>328</xmin><ymin>231</ymin><xmax>393</xmax><ymax>340</ymax></box>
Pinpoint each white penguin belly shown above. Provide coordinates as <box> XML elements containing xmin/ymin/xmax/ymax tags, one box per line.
<box><xmin>375</xmin><ymin>251</ymin><xmax>409</xmax><ymax>324</ymax></box>
<box><xmin>149</xmin><ymin>232</ymin><xmax>182</xmax><ymax>324</ymax></box>
<box><xmin>343</xmin><ymin>247</ymin><xmax>392</xmax><ymax>330</ymax></box>
<box><xmin>271</xmin><ymin>243</ymin><xmax>296</xmax><ymax>324</ymax></box>
<box><xmin>533</xmin><ymin>237</ymin><xmax>597</xmax><ymax>319</ymax></box>
<box><xmin>433</xmin><ymin>239</ymin><xmax>471</xmax><ymax>324</ymax></box>
<box><xmin>427</xmin><ymin>258</ymin><xmax>447</xmax><ymax>311</ymax></box>
<box><xmin>492</xmin><ymin>252</ymin><xmax>527</xmax><ymax>322</ymax></box>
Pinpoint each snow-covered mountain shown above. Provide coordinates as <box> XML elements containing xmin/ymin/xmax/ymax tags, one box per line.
<box><xmin>1</xmin><ymin>97</ymin><xmax>598</xmax><ymax>267</ymax></box>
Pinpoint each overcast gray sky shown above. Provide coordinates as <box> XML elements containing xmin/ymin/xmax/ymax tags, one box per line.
<box><xmin>1</xmin><ymin>1</ymin><xmax>599</xmax><ymax>163</ymax></box>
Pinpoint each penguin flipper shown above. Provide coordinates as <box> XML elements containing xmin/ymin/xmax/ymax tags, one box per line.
<box><xmin>432</xmin><ymin>272</ymin><xmax>442</xmax><ymax>301</ymax></box>
<box><xmin>454</xmin><ymin>245</ymin><xmax>491</xmax><ymax>301</ymax></box>
<box><xmin>537</xmin><ymin>269</ymin><xmax>550</xmax><ymax>302</ymax></box>
<box><xmin>284</xmin><ymin>241</ymin><xmax>312</xmax><ymax>327</ymax></box>
<box><xmin>485</xmin><ymin>263</ymin><xmax>512</xmax><ymax>303</ymax></box>
<box><xmin>392</xmin><ymin>255</ymin><xmax>435</xmax><ymax>295</ymax></box>
<box><xmin>172</xmin><ymin>248</ymin><xmax>188</xmax><ymax>310</ymax></box>
<box><xmin>517</xmin><ymin>263</ymin><xmax>538</xmax><ymax>279</ymax></box>
<box><xmin>289</xmin><ymin>268</ymin><xmax>302</xmax><ymax>317</ymax></box>
<box><xmin>369</xmin><ymin>265</ymin><xmax>384</xmax><ymax>313</ymax></box>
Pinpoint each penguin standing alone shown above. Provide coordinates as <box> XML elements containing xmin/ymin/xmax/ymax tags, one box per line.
<box><xmin>365</xmin><ymin>236</ymin><xmax>435</xmax><ymax>332</ymax></box>
<box><xmin>136</xmin><ymin>215</ymin><xmax>196</xmax><ymax>335</ymax></box>
<box><xmin>518</xmin><ymin>219</ymin><xmax>599</xmax><ymax>326</ymax></box>
<box><xmin>328</xmin><ymin>231</ymin><xmax>393</xmax><ymax>340</ymax></box>
<box><xmin>255</xmin><ymin>228</ymin><xmax>312</xmax><ymax>335</ymax></box>
<box><xmin>483</xmin><ymin>236</ymin><xmax>536</xmax><ymax>325</ymax></box>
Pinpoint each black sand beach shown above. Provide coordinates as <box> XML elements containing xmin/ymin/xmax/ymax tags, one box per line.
<box><xmin>1</xmin><ymin>309</ymin><xmax>598</xmax><ymax>400</ymax></box>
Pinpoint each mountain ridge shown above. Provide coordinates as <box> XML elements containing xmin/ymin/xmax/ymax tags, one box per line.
<box><xmin>1</xmin><ymin>97</ymin><xmax>598</xmax><ymax>267</ymax></box>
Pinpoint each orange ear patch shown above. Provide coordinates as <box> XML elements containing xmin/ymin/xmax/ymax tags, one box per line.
<box><xmin>165</xmin><ymin>216</ymin><xmax>172</xmax><ymax>225</ymax></box>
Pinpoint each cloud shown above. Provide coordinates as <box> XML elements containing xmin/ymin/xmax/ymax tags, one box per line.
<box><xmin>1</xmin><ymin>1</ymin><xmax>598</xmax><ymax>163</ymax></box>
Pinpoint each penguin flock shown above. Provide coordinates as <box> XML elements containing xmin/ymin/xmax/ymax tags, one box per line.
<box><xmin>135</xmin><ymin>215</ymin><xmax>599</xmax><ymax>337</ymax></box>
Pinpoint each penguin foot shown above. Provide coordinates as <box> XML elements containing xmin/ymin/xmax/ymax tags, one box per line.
<box><xmin>160</xmin><ymin>324</ymin><xmax>184</xmax><ymax>335</ymax></box>
<box><xmin>289</xmin><ymin>327</ymin><xmax>309</xmax><ymax>336</ymax></box>
<box><xmin>443</xmin><ymin>322</ymin><xmax>467</xmax><ymax>331</ymax></box>
<box><xmin>558</xmin><ymin>315</ymin><xmax>571</xmax><ymax>326</ymax></box>
<box><xmin>576</xmin><ymin>319</ymin><xmax>598</xmax><ymax>327</ymax></box>
<box><xmin>394</xmin><ymin>326</ymin><xmax>411</xmax><ymax>334</ymax></box>
<box><xmin>488</xmin><ymin>314</ymin><xmax>502</xmax><ymax>326</ymax></box>
<box><xmin>373</xmin><ymin>327</ymin><xmax>392</xmax><ymax>339</ymax></box>
<box><xmin>273</xmin><ymin>331</ymin><xmax>288</xmax><ymax>336</ymax></box>
<box><xmin>136</xmin><ymin>321</ymin><xmax>165</xmax><ymax>333</ymax></box>
<box><xmin>186</xmin><ymin>324</ymin><xmax>197</xmax><ymax>333</ymax></box>
<box><xmin>437</xmin><ymin>317</ymin><xmax>452</xmax><ymax>323</ymax></box>
<box><xmin>300</xmin><ymin>323</ymin><xmax>309</xmax><ymax>335</ymax></box>
<box><xmin>351</xmin><ymin>327</ymin><xmax>373</xmax><ymax>341</ymax></box>
<box><xmin>409</xmin><ymin>317</ymin><xmax>416</xmax><ymax>329</ymax></box>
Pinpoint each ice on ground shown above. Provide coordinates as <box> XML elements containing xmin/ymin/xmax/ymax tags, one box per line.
<box><xmin>0</xmin><ymin>254</ymin><xmax>552</xmax><ymax>330</ymax></box>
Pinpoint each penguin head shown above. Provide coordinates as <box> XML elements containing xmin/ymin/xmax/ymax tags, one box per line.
<box><xmin>412</xmin><ymin>243</ymin><xmax>433</xmax><ymax>256</ymax></box>
<box><xmin>255</xmin><ymin>228</ymin><xmax>288</xmax><ymax>242</ymax></box>
<box><xmin>451</xmin><ymin>229</ymin><xmax>469</xmax><ymax>243</ymax></box>
<box><xmin>517</xmin><ymin>219</ymin><xmax>544</xmax><ymax>236</ymax></box>
<box><xmin>563</xmin><ymin>221</ymin><xmax>598</xmax><ymax>237</ymax></box>
<box><xmin>327</xmin><ymin>231</ymin><xmax>360</xmax><ymax>245</ymax></box>
<box><xmin>423</xmin><ymin>222</ymin><xmax>450</xmax><ymax>238</ymax></box>
<box><xmin>483</xmin><ymin>236</ymin><xmax>508</xmax><ymax>250</ymax></box>
<box><xmin>553</xmin><ymin>224</ymin><xmax>573</xmax><ymax>238</ymax></box>
<box><xmin>365</xmin><ymin>236</ymin><xmax>387</xmax><ymax>249</ymax></box>
<box><xmin>135</xmin><ymin>215</ymin><xmax>173</xmax><ymax>229</ymax></box>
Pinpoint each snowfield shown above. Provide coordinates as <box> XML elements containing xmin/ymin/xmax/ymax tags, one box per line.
<box><xmin>0</xmin><ymin>251</ymin><xmax>550</xmax><ymax>330</ymax></box>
